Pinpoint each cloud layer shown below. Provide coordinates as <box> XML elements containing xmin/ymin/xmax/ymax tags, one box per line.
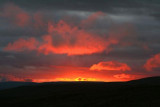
<box><xmin>144</xmin><ymin>53</ymin><xmax>160</xmax><ymax>71</ymax></box>
<box><xmin>90</xmin><ymin>61</ymin><xmax>131</xmax><ymax>71</ymax></box>
<box><xmin>0</xmin><ymin>1</ymin><xmax>160</xmax><ymax>82</ymax></box>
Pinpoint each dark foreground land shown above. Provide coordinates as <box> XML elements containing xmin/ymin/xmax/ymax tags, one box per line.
<box><xmin>0</xmin><ymin>77</ymin><xmax>160</xmax><ymax>107</ymax></box>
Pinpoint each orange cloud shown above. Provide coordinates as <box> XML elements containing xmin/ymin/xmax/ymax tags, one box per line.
<box><xmin>56</xmin><ymin>77</ymin><xmax>96</xmax><ymax>82</ymax></box>
<box><xmin>90</xmin><ymin>61</ymin><xmax>131</xmax><ymax>71</ymax></box>
<box><xmin>113</xmin><ymin>73</ymin><xmax>131</xmax><ymax>79</ymax></box>
<box><xmin>4</xmin><ymin>37</ymin><xmax>39</xmax><ymax>51</ymax></box>
<box><xmin>1</xmin><ymin>3</ymin><xmax>31</xmax><ymax>27</ymax></box>
<box><xmin>3</xmin><ymin>4</ymin><xmax>131</xmax><ymax>56</ymax></box>
<box><xmin>144</xmin><ymin>53</ymin><xmax>160</xmax><ymax>71</ymax></box>
<box><xmin>37</xmin><ymin>20</ymin><xmax>112</xmax><ymax>55</ymax></box>
<box><xmin>4</xmin><ymin>20</ymin><xmax>119</xmax><ymax>55</ymax></box>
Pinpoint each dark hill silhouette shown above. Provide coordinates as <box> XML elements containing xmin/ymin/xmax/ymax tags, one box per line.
<box><xmin>0</xmin><ymin>76</ymin><xmax>160</xmax><ymax>107</ymax></box>
<box><xmin>127</xmin><ymin>76</ymin><xmax>160</xmax><ymax>85</ymax></box>
<box><xmin>0</xmin><ymin>81</ymin><xmax>37</xmax><ymax>90</ymax></box>
<box><xmin>0</xmin><ymin>81</ymin><xmax>74</xmax><ymax>90</ymax></box>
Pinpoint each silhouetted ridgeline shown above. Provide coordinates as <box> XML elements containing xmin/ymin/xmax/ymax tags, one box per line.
<box><xmin>0</xmin><ymin>82</ymin><xmax>37</xmax><ymax>90</ymax></box>
<box><xmin>127</xmin><ymin>76</ymin><xmax>160</xmax><ymax>85</ymax></box>
<box><xmin>0</xmin><ymin>76</ymin><xmax>160</xmax><ymax>107</ymax></box>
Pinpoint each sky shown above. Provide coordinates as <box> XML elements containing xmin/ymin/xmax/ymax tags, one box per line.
<box><xmin>0</xmin><ymin>0</ymin><xmax>160</xmax><ymax>82</ymax></box>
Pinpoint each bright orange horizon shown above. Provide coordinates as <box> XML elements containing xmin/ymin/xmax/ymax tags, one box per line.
<box><xmin>5</xmin><ymin>65</ymin><xmax>145</xmax><ymax>83</ymax></box>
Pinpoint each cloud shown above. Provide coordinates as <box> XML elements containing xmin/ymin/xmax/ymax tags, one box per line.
<box><xmin>90</xmin><ymin>61</ymin><xmax>131</xmax><ymax>71</ymax></box>
<box><xmin>0</xmin><ymin>74</ymin><xmax>33</xmax><ymax>82</ymax></box>
<box><xmin>4</xmin><ymin>37</ymin><xmax>39</xmax><ymax>51</ymax></box>
<box><xmin>24</xmin><ymin>78</ymin><xmax>33</xmax><ymax>82</ymax></box>
<box><xmin>2</xmin><ymin>4</ymin><xmax>135</xmax><ymax>56</ymax></box>
<box><xmin>144</xmin><ymin>53</ymin><xmax>160</xmax><ymax>71</ymax></box>
<box><xmin>4</xmin><ymin>18</ymin><xmax>122</xmax><ymax>55</ymax></box>
<box><xmin>80</xmin><ymin>11</ymin><xmax>105</xmax><ymax>28</ymax></box>
<box><xmin>113</xmin><ymin>73</ymin><xmax>131</xmax><ymax>79</ymax></box>
<box><xmin>1</xmin><ymin>3</ymin><xmax>31</xmax><ymax>27</ymax></box>
<box><xmin>33</xmin><ymin>12</ymin><xmax>47</xmax><ymax>29</ymax></box>
<box><xmin>1</xmin><ymin>1</ymin><xmax>159</xmax><ymax>82</ymax></box>
<box><xmin>0</xmin><ymin>74</ymin><xmax>22</xmax><ymax>82</ymax></box>
<box><xmin>37</xmin><ymin>20</ymin><xmax>116</xmax><ymax>55</ymax></box>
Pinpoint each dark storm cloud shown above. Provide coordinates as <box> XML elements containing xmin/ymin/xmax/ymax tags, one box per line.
<box><xmin>0</xmin><ymin>0</ymin><xmax>159</xmax><ymax>17</ymax></box>
<box><xmin>0</xmin><ymin>0</ymin><xmax>159</xmax><ymax>11</ymax></box>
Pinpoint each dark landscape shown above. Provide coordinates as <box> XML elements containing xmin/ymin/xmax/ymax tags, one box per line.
<box><xmin>0</xmin><ymin>76</ymin><xmax>160</xmax><ymax>107</ymax></box>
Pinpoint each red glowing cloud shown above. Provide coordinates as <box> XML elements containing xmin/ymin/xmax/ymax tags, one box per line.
<box><xmin>113</xmin><ymin>73</ymin><xmax>131</xmax><ymax>79</ymax></box>
<box><xmin>38</xmin><ymin>20</ymin><xmax>112</xmax><ymax>55</ymax></box>
<box><xmin>3</xmin><ymin>4</ymin><xmax>132</xmax><ymax>56</ymax></box>
<box><xmin>1</xmin><ymin>3</ymin><xmax>30</xmax><ymax>27</ymax></box>
<box><xmin>144</xmin><ymin>53</ymin><xmax>160</xmax><ymax>71</ymax></box>
<box><xmin>90</xmin><ymin>61</ymin><xmax>131</xmax><ymax>71</ymax></box>
<box><xmin>4</xmin><ymin>19</ymin><xmax>120</xmax><ymax>55</ymax></box>
<box><xmin>4</xmin><ymin>37</ymin><xmax>39</xmax><ymax>51</ymax></box>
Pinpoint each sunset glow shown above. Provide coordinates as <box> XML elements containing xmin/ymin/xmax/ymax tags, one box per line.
<box><xmin>0</xmin><ymin>1</ymin><xmax>159</xmax><ymax>83</ymax></box>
